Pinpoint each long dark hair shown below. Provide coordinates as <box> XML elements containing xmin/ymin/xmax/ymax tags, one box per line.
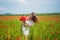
<box><xmin>31</xmin><ymin>12</ymin><xmax>37</xmax><ymax>22</ymax></box>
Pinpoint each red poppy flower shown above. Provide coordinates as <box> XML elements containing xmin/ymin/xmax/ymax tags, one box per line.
<box><xmin>6</xmin><ymin>37</ymin><xmax>10</xmax><ymax>40</ymax></box>
<box><xmin>55</xmin><ymin>31</ymin><xmax>59</xmax><ymax>35</ymax></box>
<box><xmin>49</xmin><ymin>24</ymin><xmax>53</xmax><ymax>26</ymax></box>
<box><xmin>54</xmin><ymin>38</ymin><xmax>58</xmax><ymax>40</ymax></box>
<box><xmin>17</xmin><ymin>36</ymin><xmax>21</xmax><ymax>40</ymax></box>
<box><xmin>50</xmin><ymin>32</ymin><xmax>53</xmax><ymax>35</ymax></box>
<box><xmin>38</xmin><ymin>37</ymin><xmax>41</xmax><ymax>40</ymax></box>
<box><xmin>46</xmin><ymin>37</ymin><xmax>49</xmax><ymax>40</ymax></box>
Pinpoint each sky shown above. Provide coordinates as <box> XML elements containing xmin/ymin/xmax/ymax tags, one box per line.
<box><xmin>0</xmin><ymin>0</ymin><xmax>60</xmax><ymax>14</ymax></box>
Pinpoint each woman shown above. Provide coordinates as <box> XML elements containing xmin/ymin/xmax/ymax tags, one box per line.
<box><xmin>30</xmin><ymin>12</ymin><xmax>37</xmax><ymax>23</ymax></box>
<box><xmin>26</xmin><ymin>12</ymin><xmax>37</xmax><ymax>27</ymax></box>
<box><xmin>20</xmin><ymin>12</ymin><xmax>37</xmax><ymax>40</ymax></box>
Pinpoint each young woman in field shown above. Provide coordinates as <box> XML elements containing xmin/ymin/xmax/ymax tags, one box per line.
<box><xmin>20</xmin><ymin>12</ymin><xmax>37</xmax><ymax>40</ymax></box>
<box><xmin>26</xmin><ymin>12</ymin><xmax>37</xmax><ymax>27</ymax></box>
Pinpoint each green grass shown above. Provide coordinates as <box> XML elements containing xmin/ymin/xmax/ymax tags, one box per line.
<box><xmin>0</xmin><ymin>16</ymin><xmax>60</xmax><ymax>40</ymax></box>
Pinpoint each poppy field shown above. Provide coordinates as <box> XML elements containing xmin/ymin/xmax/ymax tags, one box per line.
<box><xmin>0</xmin><ymin>15</ymin><xmax>60</xmax><ymax>40</ymax></box>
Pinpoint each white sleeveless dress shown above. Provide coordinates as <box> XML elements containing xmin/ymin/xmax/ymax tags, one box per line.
<box><xmin>22</xmin><ymin>20</ymin><xmax>34</xmax><ymax>35</ymax></box>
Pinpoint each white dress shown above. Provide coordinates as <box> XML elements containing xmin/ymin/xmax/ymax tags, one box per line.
<box><xmin>22</xmin><ymin>26</ymin><xmax>30</xmax><ymax>35</ymax></box>
<box><xmin>26</xmin><ymin>20</ymin><xmax>34</xmax><ymax>26</ymax></box>
<box><xmin>22</xmin><ymin>20</ymin><xmax>34</xmax><ymax>35</ymax></box>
